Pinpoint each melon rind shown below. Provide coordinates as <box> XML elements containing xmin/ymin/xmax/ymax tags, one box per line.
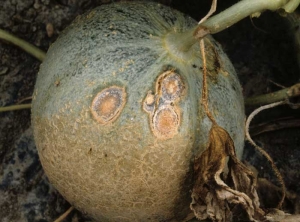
<box><xmin>32</xmin><ymin>2</ymin><xmax>245</xmax><ymax>221</ymax></box>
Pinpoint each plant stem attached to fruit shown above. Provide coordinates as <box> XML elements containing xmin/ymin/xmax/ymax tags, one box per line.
<box><xmin>172</xmin><ymin>0</ymin><xmax>300</xmax><ymax>52</ymax></box>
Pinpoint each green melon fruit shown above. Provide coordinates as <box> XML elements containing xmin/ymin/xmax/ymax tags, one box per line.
<box><xmin>31</xmin><ymin>2</ymin><xmax>245</xmax><ymax>221</ymax></box>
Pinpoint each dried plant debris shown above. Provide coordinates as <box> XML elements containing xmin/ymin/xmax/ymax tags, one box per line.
<box><xmin>190</xmin><ymin>125</ymin><xmax>265</xmax><ymax>222</ymax></box>
<box><xmin>256</xmin><ymin>178</ymin><xmax>298</xmax><ymax>210</ymax></box>
<box><xmin>191</xmin><ymin>27</ymin><xmax>265</xmax><ymax>221</ymax></box>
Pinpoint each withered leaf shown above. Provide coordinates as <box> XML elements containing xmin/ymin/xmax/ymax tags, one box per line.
<box><xmin>190</xmin><ymin>125</ymin><xmax>265</xmax><ymax>222</ymax></box>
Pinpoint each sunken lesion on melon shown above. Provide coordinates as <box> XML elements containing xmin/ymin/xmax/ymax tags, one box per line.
<box><xmin>152</xmin><ymin>105</ymin><xmax>181</xmax><ymax>139</ymax></box>
<box><xmin>158</xmin><ymin>70</ymin><xmax>185</xmax><ymax>102</ymax></box>
<box><xmin>91</xmin><ymin>86</ymin><xmax>126</xmax><ymax>124</ymax></box>
<box><xmin>143</xmin><ymin>69</ymin><xmax>185</xmax><ymax>140</ymax></box>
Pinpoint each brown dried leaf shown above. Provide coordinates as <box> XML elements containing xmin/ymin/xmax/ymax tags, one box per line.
<box><xmin>264</xmin><ymin>208</ymin><xmax>300</xmax><ymax>222</ymax></box>
<box><xmin>190</xmin><ymin>125</ymin><xmax>265</xmax><ymax>222</ymax></box>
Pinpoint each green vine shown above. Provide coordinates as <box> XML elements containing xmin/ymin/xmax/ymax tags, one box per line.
<box><xmin>0</xmin><ymin>29</ymin><xmax>46</xmax><ymax>62</ymax></box>
<box><xmin>170</xmin><ymin>0</ymin><xmax>300</xmax><ymax>52</ymax></box>
<box><xmin>245</xmin><ymin>83</ymin><xmax>300</xmax><ymax>106</ymax></box>
<box><xmin>0</xmin><ymin>103</ymin><xmax>31</xmax><ymax>112</ymax></box>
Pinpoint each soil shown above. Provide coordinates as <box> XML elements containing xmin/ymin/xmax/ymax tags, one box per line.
<box><xmin>0</xmin><ymin>0</ymin><xmax>299</xmax><ymax>221</ymax></box>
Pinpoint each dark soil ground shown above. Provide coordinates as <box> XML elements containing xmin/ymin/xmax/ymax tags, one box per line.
<box><xmin>0</xmin><ymin>0</ymin><xmax>299</xmax><ymax>221</ymax></box>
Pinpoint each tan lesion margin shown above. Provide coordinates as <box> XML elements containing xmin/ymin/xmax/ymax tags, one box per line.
<box><xmin>91</xmin><ymin>86</ymin><xmax>126</xmax><ymax>125</ymax></box>
<box><xmin>143</xmin><ymin>70</ymin><xmax>185</xmax><ymax>140</ymax></box>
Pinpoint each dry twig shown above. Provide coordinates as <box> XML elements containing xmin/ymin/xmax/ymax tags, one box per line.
<box><xmin>245</xmin><ymin>101</ymin><xmax>287</xmax><ymax>208</ymax></box>
<box><xmin>53</xmin><ymin>206</ymin><xmax>74</xmax><ymax>222</ymax></box>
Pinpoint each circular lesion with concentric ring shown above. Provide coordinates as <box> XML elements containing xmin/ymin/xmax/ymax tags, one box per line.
<box><xmin>152</xmin><ymin>105</ymin><xmax>180</xmax><ymax>139</ymax></box>
<box><xmin>143</xmin><ymin>69</ymin><xmax>185</xmax><ymax>140</ymax></box>
<box><xmin>159</xmin><ymin>72</ymin><xmax>184</xmax><ymax>102</ymax></box>
<box><xmin>91</xmin><ymin>86</ymin><xmax>126</xmax><ymax>124</ymax></box>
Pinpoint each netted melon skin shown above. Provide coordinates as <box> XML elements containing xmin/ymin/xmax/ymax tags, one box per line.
<box><xmin>32</xmin><ymin>2</ymin><xmax>245</xmax><ymax>221</ymax></box>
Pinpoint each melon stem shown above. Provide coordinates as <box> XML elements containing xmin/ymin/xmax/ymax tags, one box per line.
<box><xmin>173</xmin><ymin>0</ymin><xmax>298</xmax><ymax>52</ymax></box>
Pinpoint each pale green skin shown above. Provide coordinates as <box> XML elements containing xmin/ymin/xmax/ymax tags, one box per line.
<box><xmin>32</xmin><ymin>2</ymin><xmax>245</xmax><ymax>221</ymax></box>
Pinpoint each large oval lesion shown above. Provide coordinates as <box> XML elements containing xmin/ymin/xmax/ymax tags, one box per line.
<box><xmin>152</xmin><ymin>105</ymin><xmax>180</xmax><ymax>139</ymax></box>
<box><xmin>143</xmin><ymin>70</ymin><xmax>185</xmax><ymax>140</ymax></box>
<box><xmin>91</xmin><ymin>86</ymin><xmax>126</xmax><ymax>124</ymax></box>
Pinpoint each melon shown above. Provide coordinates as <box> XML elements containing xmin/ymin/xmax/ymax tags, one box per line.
<box><xmin>31</xmin><ymin>2</ymin><xmax>245</xmax><ymax>221</ymax></box>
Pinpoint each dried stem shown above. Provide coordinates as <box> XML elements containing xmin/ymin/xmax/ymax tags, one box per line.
<box><xmin>198</xmin><ymin>0</ymin><xmax>218</xmax><ymax>124</ymax></box>
<box><xmin>17</xmin><ymin>96</ymin><xmax>33</xmax><ymax>104</ymax></box>
<box><xmin>198</xmin><ymin>0</ymin><xmax>217</xmax><ymax>24</ymax></box>
<box><xmin>200</xmin><ymin>40</ymin><xmax>216</xmax><ymax>124</ymax></box>
<box><xmin>250</xmin><ymin>116</ymin><xmax>300</xmax><ymax>136</ymax></box>
<box><xmin>53</xmin><ymin>206</ymin><xmax>74</xmax><ymax>222</ymax></box>
<box><xmin>245</xmin><ymin>101</ymin><xmax>286</xmax><ymax>209</ymax></box>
